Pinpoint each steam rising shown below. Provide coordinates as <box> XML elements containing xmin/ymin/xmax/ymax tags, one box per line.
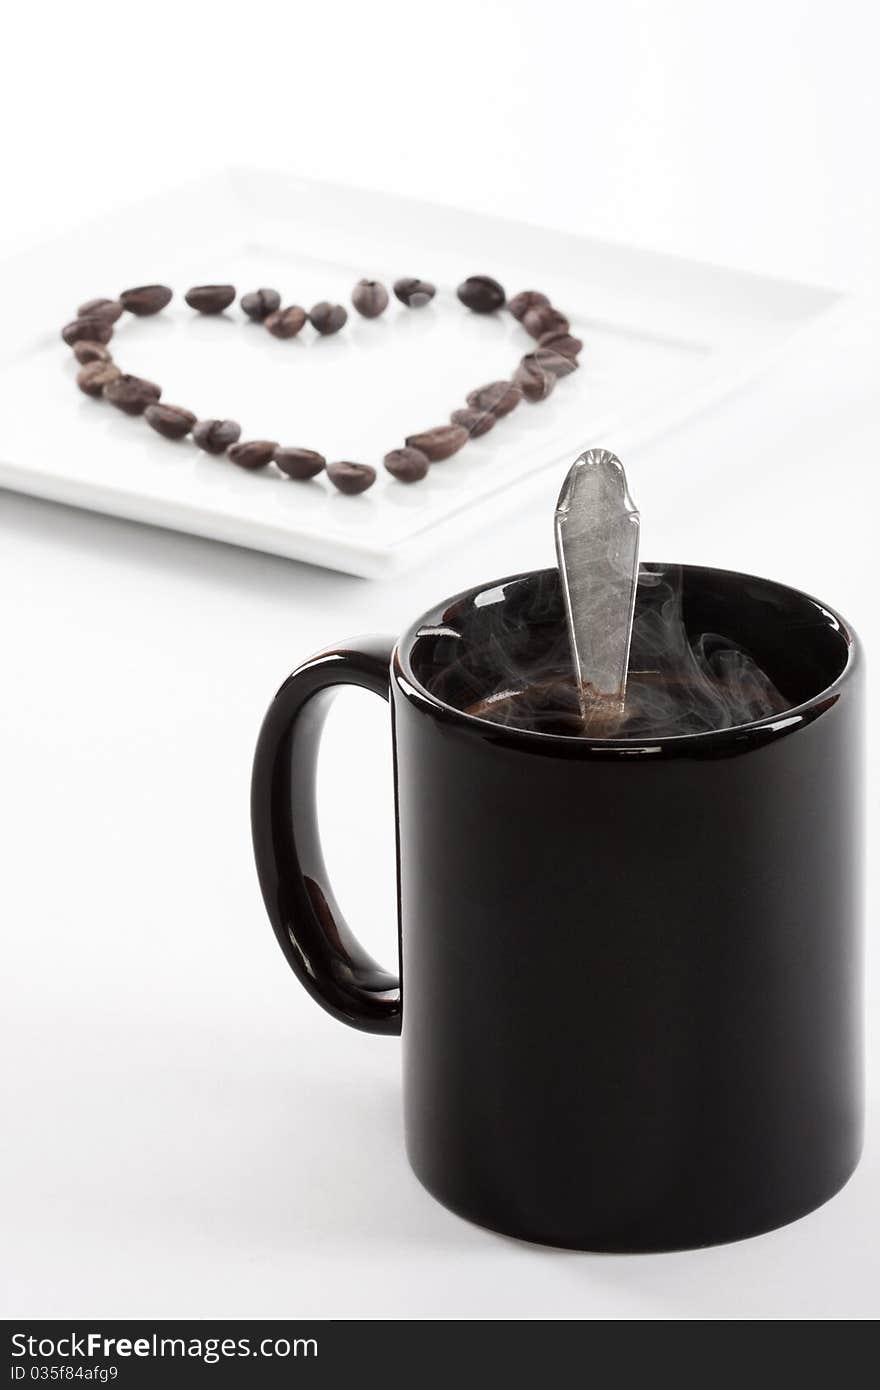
<box><xmin>425</xmin><ymin>566</ymin><xmax>789</xmax><ymax>737</ymax></box>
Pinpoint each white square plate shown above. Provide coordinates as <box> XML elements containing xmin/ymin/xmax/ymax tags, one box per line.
<box><xmin>0</xmin><ymin>170</ymin><xmax>841</xmax><ymax>577</ymax></box>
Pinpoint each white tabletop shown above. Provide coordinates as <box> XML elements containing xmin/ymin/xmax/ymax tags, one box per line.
<box><xmin>2</xmin><ymin>280</ymin><xmax>877</xmax><ymax>1319</ymax></box>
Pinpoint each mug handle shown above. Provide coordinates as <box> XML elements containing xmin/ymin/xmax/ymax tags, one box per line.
<box><xmin>251</xmin><ymin>637</ymin><xmax>401</xmax><ymax>1036</ymax></box>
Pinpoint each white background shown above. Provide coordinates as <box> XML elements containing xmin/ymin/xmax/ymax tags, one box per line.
<box><xmin>1</xmin><ymin>0</ymin><xmax>878</xmax><ymax>1319</ymax></box>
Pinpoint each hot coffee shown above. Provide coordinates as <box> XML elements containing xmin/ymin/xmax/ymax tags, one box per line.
<box><xmin>253</xmin><ymin>559</ymin><xmax>861</xmax><ymax>1250</ymax></box>
<box><xmin>420</xmin><ymin>565</ymin><xmax>790</xmax><ymax>738</ymax></box>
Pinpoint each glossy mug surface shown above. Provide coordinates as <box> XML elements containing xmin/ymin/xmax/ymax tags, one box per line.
<box><xmin>251</xmin><ymin>564</ymin><xmax>863</xmax><ymax>1251</ymax></box>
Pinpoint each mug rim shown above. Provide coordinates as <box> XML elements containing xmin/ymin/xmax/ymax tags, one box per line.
<box><xmin>392</xmin><ymin>562</ymin><xmax>860</xmax><ymax>759</ymax></box>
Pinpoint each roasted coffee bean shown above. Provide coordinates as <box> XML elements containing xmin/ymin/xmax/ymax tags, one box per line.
<box><xmin>538</xmin><ymin>329</ymin><xmax>583</xmax><ymax>360</ymax></box>
<box><xmin>514</xmin><ymin>356</ymin><xmax>556</xmax><ymax>402</ymax></box>
<box><xmin>119</xmin><ymin>284</ymin><xmax>173</xmax><ymax>316</ymax></box>
<box><xmin>76</xmin><ymin>361</ymin><xmax>121</xmax><ymax>397</ymax></box>
<box><xmin>384</xmin><ymin>446</ymin><xmax>430</xmax><ymax>482</ymax></box>
<box><xmin>185</xmin><ymin>284</ymin><xmax>236</xmax><ymax>314</ymax></box>
<box><xmin>193</xmin><ymin>419</ymin><xmax>241</xmax><ymax>454</ymax></box>
<box><xmin>144</xmin><ymin>404</ymin><xmax>197</xmax><ymax>440</ymax></box>
<box><xmin>351</xmin><ymin>279</ymin><xmax>389</xmax><ymax>318</ymax></box>
<box><xmin>73</xmin><ymin>340</ymin><xmax>112</xmax><ymax>364</ymax></box>
<box><xmin>77</xmin><ymin>297</ymin><xmax>124</xmax><ymax>324</ymax></box>
<box><xmin>228</xmin><ymin>439</ymin><xmax>277</xmax><ymax>470</ymax></box>
<box><xmin>456</xmin><ymin>275</ymin><xmax>506</xmax><ymax>313</ymax></box>
<box><xmin>273</xmin><ymin>446</ymin><xmax>326</xmax><ymax>480</ymax></box>
<box><xmin>523</xmin><ymin>304</ymin><xmax>569</xmax><ymax>339</ymax></box>
<box><xmin>404</xmin><ymin>424</ymin><xmax>469</xmax><ymax>461</ymax></box>
<box><xmin>309</xmin><ymin>302</ymin><xmax>348</xmax><ymax>334</ymax></box>
<box><xmin>466</xmin><ymin>380</ymin><xmax>522</xmax><ymax>418</ymax></box>
<box><xmin>265</xmin><ymin>306</ymin><xmax>307</xmax><ymax>339</ymax></box>
<box><xmin>62</xmin><ymin>316</ymin><xmax>113</xmax><ymax>347</ymax></box>
<box><xmin>103</xmin><ymin>373</ymin><xmax>161</xmax><ymax>415</ymax></box>
<box><xmin>507</xmin><ymin>289</ymin><xmax>550</xmax><ymax>322</ymax></box>
<box><xmin>393</xmin><ymin>277</ymin><xmax>436</xmax><ymax>308</ymax></box>
<box><xmin>450</xmin><ymin>406</ymin><xmax>496</xmax><ymax>438</ymax></box>
<box><xmin>241</xmin><ymin>288</ymin><xmax>282</xmax><ymax>321</ymax></box>
<box><xmin>530</xmin><ymin>346</ymin><xmax>578</xmax><ymax>378</ymax></box>
<box><xmin>327</xmin><ymin>461</ymin><xmax>376</xmax><ymax>494</ymax></box>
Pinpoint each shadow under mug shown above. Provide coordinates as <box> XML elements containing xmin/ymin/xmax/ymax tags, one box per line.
<box><xmin>251</xmin><ymin>564</ymin><xmax>864</xmax><ymax>1251</ymax></box>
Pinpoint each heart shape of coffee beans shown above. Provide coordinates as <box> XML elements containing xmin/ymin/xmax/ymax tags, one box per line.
<box><xmin>63</xmin><ymin>275</ymin><xmax>583</xmax><ymax>495</ymax></box>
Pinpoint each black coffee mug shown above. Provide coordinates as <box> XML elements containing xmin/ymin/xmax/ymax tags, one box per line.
<box><xmin>251</xmin><ymin>564</ymin><xmax>863</xmax><ymax>1251</ymax></box>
